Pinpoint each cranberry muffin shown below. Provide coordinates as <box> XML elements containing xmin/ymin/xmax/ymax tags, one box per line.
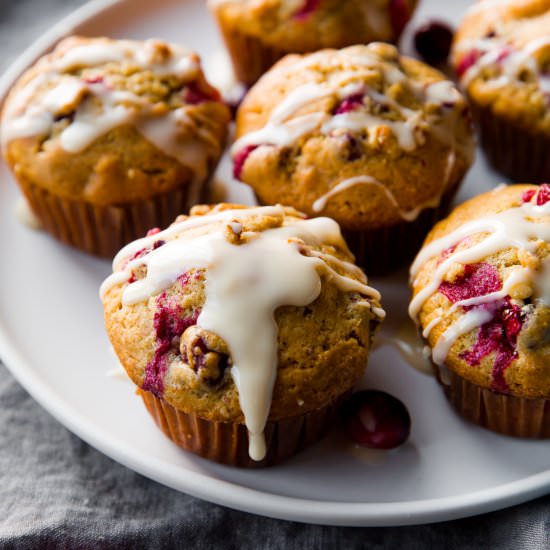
<box><xmin>101</xmin><ymin>203</ymin><xmax>384</xmax><ymax>467</ymax></box>
<box><xmin>1</xmin><ymin>36</ymin><xmax>230</xmax><ymax>257</ymax></box>
<box><xmin>410</xmin><ymin>184</ymin><xmax>550</xmax><ymax>437</ymax></box>
<box><xmin>233</xmin><ymin>43</ymin><xmax>475</xmax><ymax>272</ymax></box>
<box><xmin>452</xmin><ymin>0</ymin><xmax>550</xmax><ymax>182</ymax></box>
<box><xmin>208</xmin><ymin>0</ymin><xmax>418</xmax><ymax>85</ymax></box>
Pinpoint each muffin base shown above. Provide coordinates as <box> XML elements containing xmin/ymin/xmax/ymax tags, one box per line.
<box><xmin>433</xmin><ymin>365</ymin><xmax>550</xmax><ymax>438</ymax></box>
<box><xmin>471</xmin><ymin>102</ymin><xmax>550</xmax><ymax>184</ymax></box>
<box><xmin>139</xmin><ymin>389</ymin><xmax>349</xmax><ymax>468</ymax></box>
<box><xmin>19</xmin><ymin>178</ymin><xmax>197</xmax><ymax>258</ymax></box>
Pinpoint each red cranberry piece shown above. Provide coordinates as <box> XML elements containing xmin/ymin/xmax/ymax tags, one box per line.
<box><xmin>390</xmin><ymin>0</ymin><xmax>413</xmax><ymax>38</ymax></box>
<box><xmin>184</xmin><ymin>82</ymin><xmax>221</xmax><ymax>105</ymax></box>
<box><xmin>439</xmin><ymin>262</ymin><xmax>502</xmax><ymax>304</ymax></box>
<box><xmin>146</xmin><ymin>227</ymin><xmax>161</xmax><ymax>236</ymax></box>
<box><xmin>522</xmin><ymin>189</ymin><xmax>536</xmax><ymax>203</ymax></box>
<box><xmin>334</xmin><ymin>94</ymin><xmax>364</xmax><ymax>115</ymax></box>
<box><xmin>233</xmin><ymin>145</ymin><xmax>259</xmax><ymax>180</ymax></box>
<box><xmin>460</xmin><ymin>298</ymin><xmax>525</xmax><ymax>393</ymax></box>
<box><xmin>84</xmin><ymin>76</ymin><xmax>104</xmax><ymax>85</ymax></box>
<box><xmin>342</xmin><ymin>390</ymin><xmax>411</xmax><ymax>450</ymax></box>
<box><xmin>456</xmin><ymin>49</ymin><xmax>481</xmax><ymax>77</ymax></box>
<box><xmin>294</xmin><ymin>0</ymin><xmax>320</xmax><ymax>20</ymax></box>
<box><xmin>536</xmin><ymin>183</ymin><xmax>550</xmax><ymax>206</ymax></box>
<box><xmin>414</xmin><ymin>21</ymin><xmax>454</xmax><ymax>65</ymax></box>
<box><xmin>496</xmin><ymin>47</ymin><xmax>512</xmax><ymax>64</ymax></box>
<box><xmin>143</xmin><ymin>282</ymin><xmax>199</xmax><ymax>397</ymax></box>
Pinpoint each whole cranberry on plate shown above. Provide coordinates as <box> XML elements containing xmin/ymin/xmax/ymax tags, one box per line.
<box><xmin>342</xmin><ymin>390</ymin><xmax>411</xmax><ymax>450</ymax></box>
<box><xmin>414</xmin><ymin>20</ymin><xmax>454</xmax><ymax>66</ymax></box>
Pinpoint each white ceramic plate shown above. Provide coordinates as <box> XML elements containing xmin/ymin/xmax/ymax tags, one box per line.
<box><xmin>1</xmin><ymin>0</ymin><xmax>549</xmax><ymax>527</ymax></box>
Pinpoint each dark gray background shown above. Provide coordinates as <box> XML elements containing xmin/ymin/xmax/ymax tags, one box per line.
<box><xmin>1</xmin><ymin>1</ymin><xmax>549</xmax><ymax>548</ymax></box>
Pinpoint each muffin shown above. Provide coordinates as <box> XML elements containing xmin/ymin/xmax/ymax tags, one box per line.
<box><xmin>208</xmin><ymin>0</ymin><xmax>419</xmax><ymax>85</ymax></box>
<box><xmin>101</xmin><ymin>203</ymin><xmax>384</xmax><ymax>467</ymax></box>
<box><xmin>451</xmin><ymin>0</ymin><xmax>550</xmax><ymax>182</ymax></box>
<box><xmin>1</xmin><ymin>36</ymin><xmax>231</xmax><ymax>257</ymax></box>
<box><xmin>233</xmin><ymin>43</ymin><xmax>475</xmax><ymax>273</ymax></box>
<box><xmin>410</xmin><ymin>184</ymin><xmax>550</xmax><ymax>437</ymax></box>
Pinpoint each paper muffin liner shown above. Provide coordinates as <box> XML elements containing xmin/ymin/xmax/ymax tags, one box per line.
<box><xmin>138</xmin><ymin>389</ymin><xmax>349</xmax><ymax>468</ymax></box>
<box><xmin>342</xmin><ymin>178</ymin><xmax>462</xmax><ymax>275</ymax></box>
<box><xmin>471</xmin><ymin>102</ymin><xmax>550</xmax><ymax>184</ymax></box>
<box><xmin>433</xmin><ymin>364</ymin><xmax>550</xmax><ymax>438</ymax></box>
<box><xmin>18</xmin><ymin>177</ymin><xmax>198</xmax><ymax>259</ymax></box>
<box><xmin>212</xmin><ymin>11</ymin><xmax>293</xmax><ymax>86</ymax></box>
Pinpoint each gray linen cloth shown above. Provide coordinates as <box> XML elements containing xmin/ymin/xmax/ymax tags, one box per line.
<box><xmin>1</xmin><ymin>1</ymin><xmax>549</xmax><ymax>548</ymax></box>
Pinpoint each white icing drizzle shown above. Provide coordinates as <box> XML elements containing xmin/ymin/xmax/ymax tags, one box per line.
<box><xmin>410</xmin><ymin>199</ymin><xmax>550</xmax><ymax>320</ymax></box>
<box><xmin>1</xmin><ymin>39</ymin><xmax>221</xmax><ymax>183</ymax></box>
<box><xmin>233</xmin><ymin>71</ymin><xmax>460</xmax><ymax>153</ymax></box>
<box><xmin>421</xmin><ymin>266</ymin><xmax>533</xmax><ymax>340</ymax></box>
<box><xmin>409</xmin><ymin>193</ymin><xmax>550</xmax><ymax>365</ymax></box>
<box><xmin>101</xmin><ymin>206</ymin><xmax>383</xmax><ymax>461</ymax></box>
<box><xmin>312</xmin><ymin>175</ymin><xmax>441</xmax><ymax>222</ymax></box>
<box><xmin>456</xmin><ymin>35</ymin><xmax>550</xmax><ymax>93</ymax></box>
<box><xmin>432</xmin><ymin>308</ymin><xmax>494</xmax><ymax>366</ymax></box>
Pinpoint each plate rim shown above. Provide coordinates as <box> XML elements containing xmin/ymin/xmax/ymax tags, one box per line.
<box><xmin>1</xmin><ymin>0</ymin><xmax>550</xmax><ymax>527</ymax></box>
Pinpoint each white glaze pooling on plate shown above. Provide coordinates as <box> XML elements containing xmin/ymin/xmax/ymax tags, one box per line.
<box><xmin>233</xmin><ymin>43</ymin><xmax>470</xmax><ymax>220</ymax></box>
<box><xmin>409</xmin><ymin>190</ymin><xmax>550</xmax><ymax>365</ymax></box>
<box><xmin>101</xmin><ymin>205</ymin><xmax>383</xmax><ymax>461</ymax></box>
<box><xmin>0</xmin><ymin>37</ymin><xmax>223</xmax><ymax>184</ymax></box>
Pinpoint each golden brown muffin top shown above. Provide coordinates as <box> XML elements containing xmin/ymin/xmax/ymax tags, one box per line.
<box><xmin>101</xmin><ymin>203</ymin><xmax>384</xmax><ymax>460</ymax></box>
<box><xmin>410</xmin><ymin>184</ymin><xmax>550</xmax><ymax>399</ymax></box>
<box><xmin>234</xmin><ymin>44</ymin><xmax>474</xmax><ymax>230</ymax></box>
<box><xmin>208</xmin><ymin>0</ymin><xmax>418</xmax><ymax>50</ymax></box>
<box><xmin>452</xmin><ymin>0</ymin><xmax>550</xmax><ymax>133</ymax></box>
<box><xmin>1</xmin><ymin>36</ymin><xmax>230</xmax><ymax>204</ymax></box>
